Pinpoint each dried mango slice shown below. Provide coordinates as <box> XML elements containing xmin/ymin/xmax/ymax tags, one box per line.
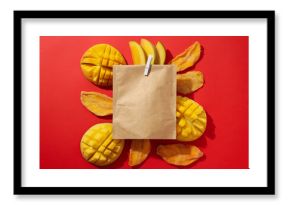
<box><xmin>156</xmin><ymin>41</ymin><xmax>166</xmax><ymax>65</ymax></box>
<box><xmin>129</xmin><ymin>139</ymin><xmax>151</xmax><ymax>166</ymax></box>
<box><xmin>157</xmin><ymin>144</ymin><xmax>203</xmax><ymax>166</ymax></box>
<box><xmin>176</xmin><ymin>96</ymin><xmax>207</xmax><ymax>141</ymax></box>
<box><xmin>80</xmin><ymin>44</ymin><xmax>126</xmax><ymax>87</ymax></box>
<box><xmin>80</xmin><ymin>123</ymin><xmax>125</xmax><ymax>166</ymax></box>
<box><xmin>129</xmin><ymin>41</ymin><xmax>146</xmax><ymax>65</ymax></box>
<box><xmin>80</xmin><ymin>91</ymin><xmax>113</xmax><ymax>116</ymax></box>
<box><xmin>170</xmin><ymin>42</ymin><xmax>201</xmax><ymax>72</ymax></box>
<box><xmin>177</xmin><ymin>71</ymin><xmax>204</xmax><ymax>94</ymax></box>
<box><xmin>140</xmin><ymin>38</ymin><xmax>157</xmax><ymax>64</ymax></box>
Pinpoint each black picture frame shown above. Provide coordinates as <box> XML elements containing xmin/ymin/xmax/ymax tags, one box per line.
<box><xmin>14</xmin><ymin>10</ymin><xmax>275</xmax><ymax>195</ymax></box>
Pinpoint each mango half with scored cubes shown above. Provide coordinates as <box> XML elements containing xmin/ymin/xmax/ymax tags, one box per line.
<box><xmin>80</xmin><ymin>44</ymin><xmax>126</xmax><ymax>87</ymax></box>
<box><xmin>80</xmin><ymin>123</ymin><xmax>125</xmax><ymax>166</ymax></box>
<box><xmin>176</xmin><ymin>96</ymin><xmax>207</xmax><ymax>142</ymax></box>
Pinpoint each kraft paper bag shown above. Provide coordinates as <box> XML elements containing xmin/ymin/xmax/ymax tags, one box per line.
<box><xmin>112</xmin><ymin>65</ymin><xmax>176</xmax><ymax>139</ymax></box>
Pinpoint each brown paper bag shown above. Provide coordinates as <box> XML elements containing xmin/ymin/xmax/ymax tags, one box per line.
<box><xmin>112</xmin><ymin>65</ymin><xmax>176</xmax><ymax>139</ymax></box>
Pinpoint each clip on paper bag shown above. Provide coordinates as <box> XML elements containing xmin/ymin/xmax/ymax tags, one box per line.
<box><xmin>113</xmin><ymin>64</ymin><xmax>176</xmax><ymax>139</ymax></box>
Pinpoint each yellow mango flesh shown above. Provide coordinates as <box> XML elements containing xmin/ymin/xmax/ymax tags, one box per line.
<box><xmin>176</xmin><ymin>96</ymin><xmax>207</xmax><ymax>141</ymax></box>
<box><xmin>80</xmin><ymin>44</ymin><xmax>126</xmax><ymax>87</ymax></box>
<box><xmin>80</xmin><ymin>123</ymin><xmax>125</xmax><ymax>166</ymax></box>
<box><xmin>176</xmin><ymin>71</ymin><xmax>204</xmax><ymax>94</ymax></box>
<box><xmin>129</xmin><ymin>41</ymin><xmax>146</xmax><ymax>65</ymax></box>
<box><xmin>156</xmin><ymin>41</ymin><xmax>166</xmax><ymax>65</ymax></box>
<box><xmin>140</xmin><ymin>38</ymin><xmax>157</xmax><ymax>64</ymax></box>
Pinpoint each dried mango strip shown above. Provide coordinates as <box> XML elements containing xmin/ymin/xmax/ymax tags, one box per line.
<box><xmin>157</xmin><ymin>144</ymin><xmax>203</xmax><ymax>166</ymax></box>
<box><xmin>170</xmin><ymin>42</ymin><xmax>201</xmax><ymax>72</ymax></box>
<box><xmin>129</xmin><ymin>139</ymin><xmax>151</xmax><ymax>166</ymax></box>
<box><xmin>177</xmin><ymin>71</ymin><xmax>204</xmax><ymax>94</ymax></box>
<box><xmin>80</xmin><ymin>91</ymin><xmax>113</xmax><ymax>116</ymax></box>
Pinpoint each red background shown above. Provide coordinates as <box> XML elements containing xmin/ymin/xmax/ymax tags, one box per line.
<box><xmin>40</xmin><ymin>36</ymin><xmax>248</xmax><ymax>169</ymax></box>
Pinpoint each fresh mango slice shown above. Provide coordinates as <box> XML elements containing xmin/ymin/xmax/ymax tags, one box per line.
<box><xmin>177</xmin><ymin>71</ymin><xmax>204</xmax><ymax>94</ymax></box>
<box><xmin>176</xmin><ymin>96</ymin><xmax>207</xmax><ymax>141</ymax></box>
<box><xmin>80</xmin><ymin>123</ymin><xmax>125</xmax><ymax>166</ymax></box>
<box><xmin>129</xmin><ymin>139</ymin><xmax>151</xmax><ymax>166</ymax></box>
<box><xmin>80</xmin><ymin>44</ymin><xmax>126</xmax><ymax>87</ymax></box>
<box><xmin>170</xmin><ymin>42</ymin><xmax>201</xmax><ymax>72</ymax></box>
<box><xmin>129</xmin><ymin>41</ymin><xmax>146</xmax><ymax>65</ymax></box>
<box><xmin>156</xmin><ymin>41</ymin><xmax>166</xmax><ymax>65</ymax></box>
<box><xmin>140</xmin><ymin>38</ymin><xmax>157</xmax><ymax>64</ymax></box>
<box><xmin>80</xmin><ymin>91</ymin><xmax>112</xmax><ymax>116</ymax></box>
<box><xmin>157</xmin><ymin>144</ymin><xmax>203</xmax><ymax>166</ymax></box>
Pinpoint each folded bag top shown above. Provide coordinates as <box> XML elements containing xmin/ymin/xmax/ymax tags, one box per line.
<box><xmin>113</xmin><ymin>65</ymin><xmax>176</xmax><ymax>139</ymax></box>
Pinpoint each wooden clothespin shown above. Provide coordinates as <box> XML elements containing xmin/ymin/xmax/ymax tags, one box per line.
<box><xmin>144</xmin><ymin>55</ymin><xmax>153</xmax><ymax>76</ymax></box>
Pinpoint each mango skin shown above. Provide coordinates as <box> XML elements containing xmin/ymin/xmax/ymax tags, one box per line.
<box><xmin>176</xmin><ymin>96</ymin><xmax>207</xmax><ymax>141</ymax></box>
<box><xmin>80</xmin><ymin>123</ymin><xmax>125</xmax><ymax>166</ymax></box>
<box><xmin>80</xmin><ymin>44</ymin><xmax>126</xmax><ymax>87</ymax></box>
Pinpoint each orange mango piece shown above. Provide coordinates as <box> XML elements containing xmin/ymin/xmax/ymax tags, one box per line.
<box><xmin>80</xmin><ymin>91</ymin><xmax>112</xmax><ymax>116</ymax></box>
<box><xmin>177</xmin><ymin>71</ymin><xmax>204</xmax><ymax>94</ymax></box>
<box><xmin>157</xmin><ymin>144</ymin><xmax>203</xmax><ymax>166</ymax></box>
<box><xmin>170</xmin><ymin>42</ymin><xmax>201</xmax><ymax>72</ymax></box>
<box><xmin>129</xmin><ymin>139</ymin><xmax>151</xmax><ymax>166</ymax></box>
